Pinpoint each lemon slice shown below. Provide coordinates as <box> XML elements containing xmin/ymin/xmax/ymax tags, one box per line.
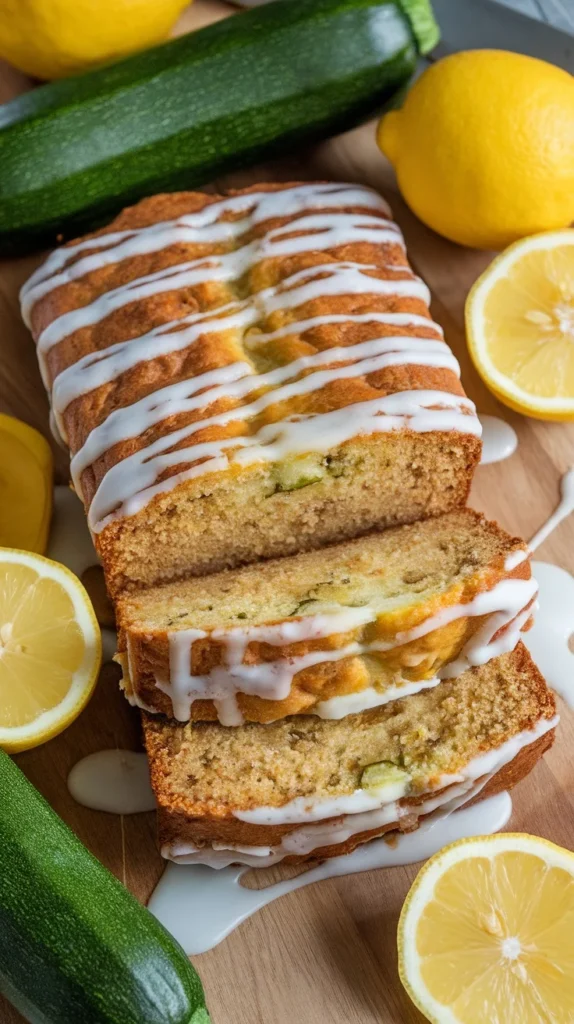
<box><xmin>0</xmin><ymin>414</ymin><xmax>53</xmax><ymax>553</ymax></box>
<box><xmin>398</xmin><ymin>832</ymin><xmax>574</xmax><ymax>1024</ymax></box>
<box><xmin>0</xmin><ymin>549</ymin><xmax>101</xmax><ymax>752</ymax></box>
<box><xmin>466</xmin><ymin>230</ymin><xmax>574</xmax><ymax>420</ymax></box>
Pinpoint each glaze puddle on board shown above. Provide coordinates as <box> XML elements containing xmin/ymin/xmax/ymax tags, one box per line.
<box><xmin>478</xmin><ymin>414</ymin><xmax>518</xmax><ymax>465</ymax></box>
<box><xmin>47</xmin><ymin>485</ymin><xmax>98</xmax><ymax>577</ymax></box>
<box><xmin>68</xmin><ymin>750</ymin><xmax>155</xmax><ymax>814</ymax></box>
<box><xmin>525</xmin><ymin>562</ymin><xmax>574</xmax><ymax>708</ymax></box>
<box><xmin>148</xmin><ymin>794</ymin><xmax>511</xmax><ymax>955</ymax></box>
<box><xmin>48</xmin><ymin>485</ymin><xmax>117</xmax><ymax>663</ymax></box>
<box><xmin>528</xmin><ymin>468</ymin><xmax>574</xmax><ymax>553</ymax></box>
<box><xmin>520</xmin><ymin>469</ymin><xmax>574</xmax><ymax>705</ymax></box>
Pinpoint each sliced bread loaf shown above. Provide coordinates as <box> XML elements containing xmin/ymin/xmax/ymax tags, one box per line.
<box><xmin>142</xmin><ymin>645</ymin><xmax>556</xmax><ymax>865</ymax></box>
<box><xmin>117</xmin><ymin>509</ymin><xmax>535</xmax><ymax>724</ymax></box>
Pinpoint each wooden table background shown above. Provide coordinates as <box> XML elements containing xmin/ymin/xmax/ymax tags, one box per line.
<box><xmin>1</xmin><ymin>3</ymin><xmax>574</xmax><ymax>1021</ymax></box>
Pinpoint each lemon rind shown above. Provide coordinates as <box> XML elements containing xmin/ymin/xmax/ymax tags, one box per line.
<box><xmin>466</xmin><ymin>229</ymin><xmax>574</xmax><ymax>419</ymax></box>
<box><xmin>0</xmin><ymin>415</ymin><xmax>53</xmax><ymax>553</ymax></box>
<box><xmin>0</xmin><ymin>548</ymin><xmax>101</xmax><ymax>751</ymax></box>
<box><xmin>398</xmin><ymin>831</ymin><xmax>574</xmax><ymax>1024</ymax></box>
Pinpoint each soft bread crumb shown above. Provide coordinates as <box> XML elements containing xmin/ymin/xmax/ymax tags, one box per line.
<box><xmin>118</xmin><ymin>509</ymin><xmax>528</xmax><ymax>722</ymax></box>
<box><xmin>143</xmin><ymin>645</ymin><xmax>554</xmax><ymax>817</ymax></box>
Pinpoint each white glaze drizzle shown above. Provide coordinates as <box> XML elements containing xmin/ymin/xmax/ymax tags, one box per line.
<box><xmin>259</xmin><ymin>212</ymin><xmax>403</xmax><ymax>259</ymax></box>
<box><xmin>23</xmin><ymin>219</ymin><xmax>249</xmax><ymax>327</ymax></box>
<box><xmin>47</xmin><ymin>256</ymin><xmax>438</xmax><ymax>451</ymax></box>
<box><xmin>255</xmin><ymin>261</ymin><xmax>423</xmax><ymax>316</ymax></box>
<box><xmin>148</xmin><ymin>793</ymin><xmax>513</xmax><ymax>954</ymax></box>
<box><xmin>164</xmin><ymin>781</ymin><xmax>490</xmax><ymax>869</ymax></box>
<box><xmin>313</xmin><ymin>676</ymin><xmax>442</xmax><ymax>720</ymax></box>
<box><xmin>70</xmin><ymin>360</ymin><xmax>254</xmax><ymax>495</ymax></box>
<box><xmin>245</xmin><ymin>309</ymin><xmax>443</xmax><ymax>348</ymax></box>
<box><xmin>504</xmin><ymin>548</ymin><xmax>528</xmax><ymax>572</ymax></box>
<box><xmin>163</xmin><ymin>713</ymin><xmax>557</xmax><ymax>859</ymax></box>
<box><xmin>528</xmin><ymin>467</ymin><xmax>574</xmax><ymax>552</ymax></box>
<box><xmin>517</xmin><ymin>468</ymin><xmax>574</xmax><ymax>708</ymax></box>
<box><xmin>144</xmin><ymin>570</ymin><xmax>534</xmax><ymax>723</ymax></box>
<box><xmin>34</xmin><ymin>251</ymin><xmax>421</xmax><ymax>393</ymax></box>
<box><xmin>25</xmin><ymin>183</ymin><xmax>481</xmax><ymax>533</ymax></box>
<box><xmin>89</xmin><ymin>388</ymin><xmax>480</xmax><ymax>534</ymax></box>
<box><xmin>70</xmin><ymin>336</ymin><xmax>460</xmax><ymax>494</ymax></box>
<box><xmin>21</xmin><ymin>183</ymin><xmax>392</xmax><ymax>322</ymax></box>
<box><xmin>155</xmin><ymin>640</ymin><xmax>370</xmax><ymax>724</ymax></box>
<box><xmin>36</xmin><ymin>253</ymin><xmax>244</xmax><ymax>370</ymax></box>
<box><xmin>35</xmin><ymin>221</ymin><xmax>407</xmax><ymax>361</ymax></box>
<box><xmin>51</xmin><ymin>305</ymin><xmax>442</xmax><ymax>443</ymax></box>
<box><xmin>51</xmin><ymin>303</ymin><xmax>255</xmax><ymax>439</ymax></box>
<box><xmin>421</xmin><ymin>577</ymin><xmax>538</xmax><ymax>678</ymax></box>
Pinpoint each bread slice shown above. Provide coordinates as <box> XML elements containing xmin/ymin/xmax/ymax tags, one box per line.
<box><xmin>116</xmin><ymin>509</ymin><xmax>535</xmax><ymax>724</ymax></box>
<box><xmin>142</xmin><ymin>645</ymin><xmax>556</xmax><ymax>866</ymax></box>
<box><xmin>24</xmin><ymin>182</ymin><xmax>481</xmax><ymax>597</ymax></box>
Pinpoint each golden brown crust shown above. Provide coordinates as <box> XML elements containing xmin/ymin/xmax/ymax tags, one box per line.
<box><xmin>29</xmin><ymin>182</ymin><xmax>481</xmax><ymax>595</ymax></box>
<box><xmin>118</xmin><ymin>509</ymin><xmax>531</xmax><ymax>722</ymax></box>
<box><xmin>35</xmin><ymin>181</ymin><xmax>458</xmax><ymax>503</ymax></box>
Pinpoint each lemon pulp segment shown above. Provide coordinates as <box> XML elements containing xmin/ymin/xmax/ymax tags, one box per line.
<box><xmin>0</xmin><ymin>550</ymin><xmax>101</xmax><ymax>751</ymax></box>
<box><xmin>399</xmin><ymin>833</ymin><xmax>574</xmax><ymax>1024</ymax></box>
<box><xmin>467</xmin><ymin>231</ymin><xmax>574</xmax><ymax>419</ymax></box>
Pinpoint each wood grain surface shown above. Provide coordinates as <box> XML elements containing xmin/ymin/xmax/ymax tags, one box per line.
<box><xmin>1</xmin><ymin>4</ymin><xmax>573</xmax><ymax>1022</ymax></box>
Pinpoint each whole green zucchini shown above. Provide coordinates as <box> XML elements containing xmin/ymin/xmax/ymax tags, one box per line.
<box><xmin>0</xmin><ymin>0</ymin><xmax>438</xmax><ymax>254</ymax></box>
<box><xmin>0</xmin><ymin>750</ymin><xmax>210</xmax><ymax>1024</ymax></box>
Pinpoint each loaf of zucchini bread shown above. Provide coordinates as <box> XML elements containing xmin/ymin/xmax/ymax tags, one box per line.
<box><xmin>116</xmin><ymin>509</ymin><xmax>535</xmax><ymax>724</ymax></box>
<box><xmin>22</xmin><ymin>181</ymin><xmax>481</xmax><ymax>597</ymax></box>
<box><xmin>142</xmin><ymin>645</ymin><xmax>556</xmax><ymax>866</ymax></box>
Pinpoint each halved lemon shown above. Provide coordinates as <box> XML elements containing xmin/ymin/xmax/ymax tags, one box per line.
<box><xmin>0</xmin><ymin>413</ymin><xmax>53</xmax><ymax>553</ymax></box>
<box><xmin>398</xmin><ymin>832</ymin><xmax>574</xmax><ymax>1024</ymax></box>
<box><xmin>466</xmin><ymin>230</ymin><xmax>574</xmax><ymax>420</ymax></box>
<box><xmin>0</xmin><ymin>549</ymin><xmax>101</xmax><ymax>752</ymax></box>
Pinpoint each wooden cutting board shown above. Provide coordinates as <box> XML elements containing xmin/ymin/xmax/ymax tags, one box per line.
<box><xmin>1</xmin><ymin>4</ymin><xmax>574</xmax><ymax>1021</ymax></box>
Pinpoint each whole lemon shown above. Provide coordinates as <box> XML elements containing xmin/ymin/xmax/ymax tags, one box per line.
<box><xmin>0</xmin><ymin>0</ymin><xmax>191</xmax><ymax>80</ymax></box>
<box><xmin>378</xmin><ymin>50</ymin><xmax>574</xmax><ymax>250</ymax></box>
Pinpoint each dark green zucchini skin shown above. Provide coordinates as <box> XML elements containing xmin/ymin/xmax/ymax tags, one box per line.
<box><xmin>0</xmin><ymin>750</ymin><xmax>210</xmax><ymax>1024</ymax></box>
<box><xmin>0</xmin><ymin>0</ymin><xmax>432</xmax><ymax>254</ymax></box>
